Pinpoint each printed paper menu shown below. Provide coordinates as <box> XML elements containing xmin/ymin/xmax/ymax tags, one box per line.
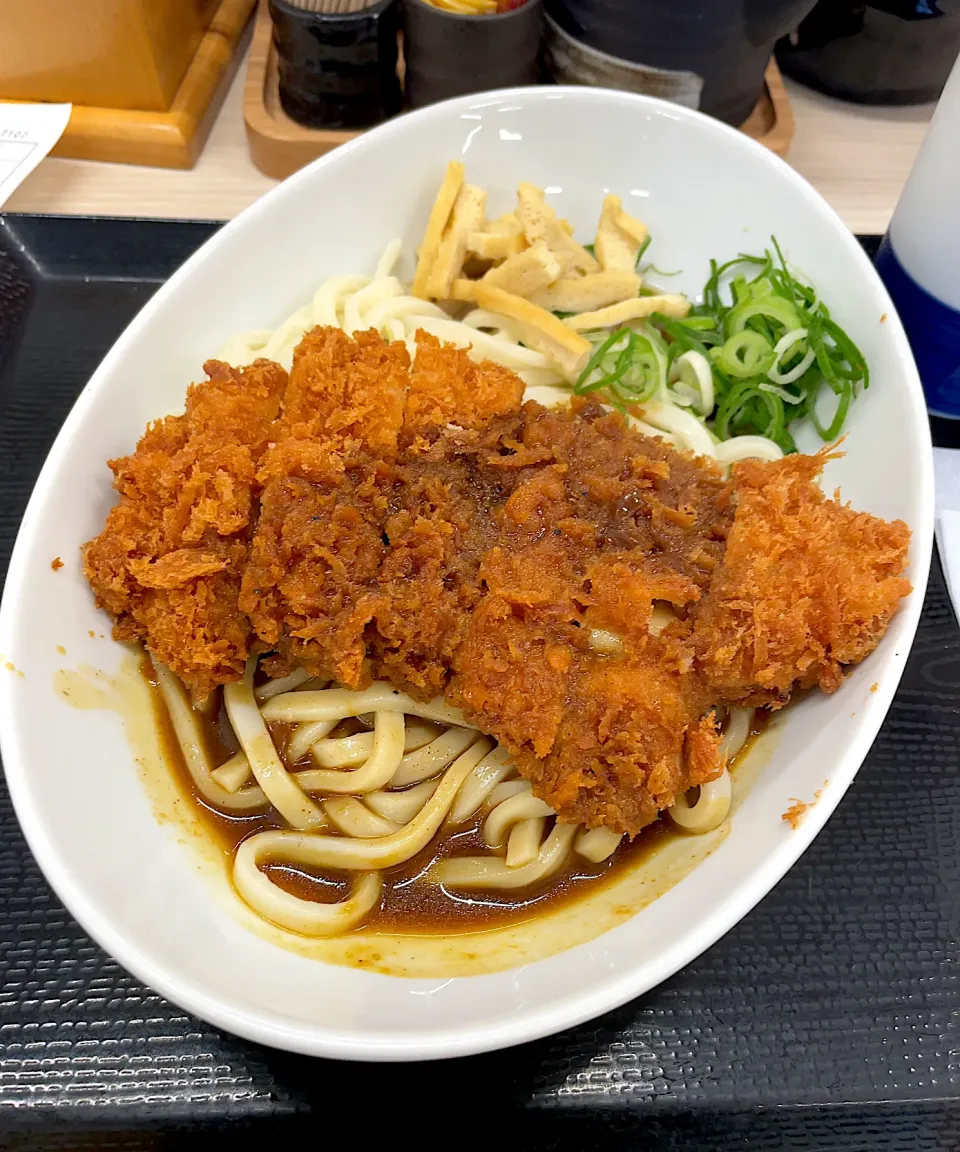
<box><xmin>0</xmin><ymin>103</ymin><xmax>72</xmax><ymax>210</ymax></box>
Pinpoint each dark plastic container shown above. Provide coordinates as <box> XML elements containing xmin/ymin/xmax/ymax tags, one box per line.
<box><xmin>777</xmin><ymin>1</ymin><xmax>960</xmax><ymax>106</ymax></box>
<box><xmin>544</xmin><ymin>0</ymin><xmax>817</xmax><ymax>126</ymax></box>
<box><xmin>269</xmin><ymin>0</ymin><xmax>402</xmax><ymax>130</ymax></box>
<box><xmin>403</xmin><ymin>0</ymin><xmax>544</xmax><ymax>110</ymax></box>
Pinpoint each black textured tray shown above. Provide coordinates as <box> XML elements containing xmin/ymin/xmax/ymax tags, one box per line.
<box><xmin>0</xmin><ymin>216</ymin><xmax>958</xmax><ymax>1151</ymax></box>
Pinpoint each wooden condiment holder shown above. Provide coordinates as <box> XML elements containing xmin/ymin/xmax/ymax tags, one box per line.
<box><xmin>0</xmin><ymin>0</ymin><xmax>256</xmax><ymax>168</ymax></box>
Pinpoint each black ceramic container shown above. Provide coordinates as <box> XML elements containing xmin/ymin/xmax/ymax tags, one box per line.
<box><xmin>545</xmin><ymin>0</ymin><xmax>817</xmax><ymax>126</ymax></box>
<box><xmin>403</xmin><ymin>0</ymin><xmax>544</xmax><ymax>110</ymax></box>
<box><xmin>777</xmin><ymin>0</ymin><xmax>960</xmax><ymax>106</ymax></box>
<box><xmin>269</xmin><ymin>0</ymin><xmax>402</xmax><ymax>130</ymax></box>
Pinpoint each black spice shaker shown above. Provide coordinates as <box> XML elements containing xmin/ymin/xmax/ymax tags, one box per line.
<box><xmin>269</xmin><ymin>0</ymin><xmax>403</xmax><ymax>130</ymax></box>
<box><xmin>402</xmin><ymin>0</ymin><xmax>544</xmax><ymax>110</ymax></box>
<box><xmin>777</xmin><ymin>1</ymin><xmax>960</xmax><ymax>106</ymax></box>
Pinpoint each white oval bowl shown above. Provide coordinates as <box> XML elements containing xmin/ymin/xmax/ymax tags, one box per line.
<box><xmin>0</xmin><ymin>87</ymin><xmax>933</xmax><ymax>1061</ymax></box>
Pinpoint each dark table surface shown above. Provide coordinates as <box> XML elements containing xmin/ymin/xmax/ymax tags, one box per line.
<box><xmin>0</xmin><ymin>216</ymin><xmax>958</xmax><ymax>1151</ymax></box>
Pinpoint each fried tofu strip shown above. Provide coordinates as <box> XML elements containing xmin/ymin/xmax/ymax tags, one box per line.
<box><xmin>480</xmin><ymin>240</ymin><xmax>563</xmax><ymax>297</ymax></box>
<box><xmin>594</xmin><ymin>193</ymin><xmax>649</xmax><ymax>275</ymax></box>
<box><xmin>467</xmin><ymin>213</ymin><xmax>527</xmax><ymax>261</ymax></box>
<box><xmin>515</xmin><ymin>182</ymin><xmax>600</xmax><ymax>275</ymax></box>
<box><xmin>529</xmin><ymin>270</ymin><xmax>642</xmax><ymax>313</ymax></box>
<box><xmin>425</xmin><ymin>182</ymin><xmax>488</xmax><ymax>300</ymax></box>
<box><xmin>451</xmin><ymin>278</ymin><xmax>592</xmax><ymax>379</ymax></box>
<box><xmin>412</xmin><ymin>160</ymin><xmax>465</xmax><ymax>299</ymax></box>
<box><xmin>564</xmin><ymin>294</ymin><xmax>691</xmax><ymax>331</ymax></box>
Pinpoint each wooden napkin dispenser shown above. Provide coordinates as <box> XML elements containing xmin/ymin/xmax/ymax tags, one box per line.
<box><xmin>0</xmin><ymin>0</ymin><xmax>255</xmax><ymax>167</ymax></box>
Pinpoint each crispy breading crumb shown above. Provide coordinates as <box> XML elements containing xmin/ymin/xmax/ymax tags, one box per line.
<box><xmin>51</xmin><ymin>557</ymin><xmax>64</xmax><ymax>571</ymax></box>
<box><xmin>782</xmin><ymin>798</ymin><xmax>810</xmax><ymax>829</ymax></box>
<box><xmin>783</xmin><ymin>780</ymin><xmax>829</xmax><ymax>828</ymax></box>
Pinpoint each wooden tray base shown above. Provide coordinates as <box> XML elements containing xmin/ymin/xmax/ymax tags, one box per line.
<box><xmin>43</xmin><ymin>0</ymin><xmax>256</xmax><ymax>169</ymax></box>
<box><xmin>244</xmin><ymin>0</ymin><xmax>794</xmax><ymax>180</ymax></box>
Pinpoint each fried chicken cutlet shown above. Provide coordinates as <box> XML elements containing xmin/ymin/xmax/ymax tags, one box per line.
<box><xmin>84</xmin><ymin>326</ymin><xmax>912</xmax><ymax>837</ymax></box>
<box><xmin>240</xmin><ymin>327</ymin><xmax>526</xmax><ymax>687</ymax></box>
<box><xmin>240</xmin><ymin>328</ymin><xmax>745</xmax><ymax>833</ymax></box>
<box><xmin>693</xmin><ymin>450</ymin><xmax>912</xmax><ymax>706</ymax></box>
<box><xmin>83</xmin><ymin>358</ymin><xmax>286</xmax><ymax>698</ymax></box>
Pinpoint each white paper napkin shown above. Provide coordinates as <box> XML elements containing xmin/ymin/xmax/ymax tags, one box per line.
<box><xmin>0</xmin><ymin>103</ymin><xmax>71</xmax><ymax>211</ymax></box>
<box><xmin>933</xmin><ymin>446</ymin><xmax>960</xmax><ymax>623</ymax></box>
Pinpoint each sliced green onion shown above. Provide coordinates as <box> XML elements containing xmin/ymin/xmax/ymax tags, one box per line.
<box><xmin>813</xmin><ymin>377</ymin><xmax>852</xmax><ymax>441</ymax></box>
<box><xmin>612</xmin><ymin>327</ymin><xmax>667</xmax><ymax>404</ymax></box>
<box><xmin>759</xmin><ymin>382</ymin><xmax>804</xmax><ymax>405</ymax></box>
<box><xmin>822</xmin><ymin>316</ymin><xmax>869</xmax><ymax>387</ymax></box>
<box><xmin>640</xmin><ymin>264</ymin><xmax>682</xmax><ymax>278</ymax></box>
<box><xmin>576</xmin><ymin>329</ymin><xmax>625</xmax><ymax>392</ymax></box>
<box><xmin>575</xmin><ymin>324</ymin><xmax>666</xmax><ymax>407</ymax></box>
<box><xmin>727</xmin><ymin>295</ymin><xmax>803</xmax><ymax>335</ymax></box>
<box><xmin>675</xmin><ymin>316</ymin><xmax>721</xmax><ymax>332</ymax></box>
<box><xmin>715</xmin><ymin>378</ymin><xmax>791</xmax><ymax>450</ymax></box>
<box><xmin>807</xmin><ymin>316</ymin><xmax>843</xmax><ymax>391</ymax></box>
<box><xmin>669</xmin><ymin>349</ymin><xmax>714</xmax><ymax>415</ymax></box>
<box><xmin>718</xmin><ymin>330</ymin><xmax>775</xmax><ymax>379</ymax></box>
<box><xmin>579</xmin><ymin>233</ymin><xmax>868</xmax><ymax>455</ymax></box>
<box><xmin>768</xmin><ymin>328</ymin><xmax>816</xmax><ymax>385</ymax></box>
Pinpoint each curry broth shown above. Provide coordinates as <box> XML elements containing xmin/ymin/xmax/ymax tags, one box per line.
<box><xmin>143</xmin><ymin>658</ymin><xmax>764</xmax><ymax>936</ymax></box>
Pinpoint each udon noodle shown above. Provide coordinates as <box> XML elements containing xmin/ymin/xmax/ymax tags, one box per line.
<box><xmin>153</xmin><ymin>652</ymin><xmax>755</xmax><ymax>937</ymax></box>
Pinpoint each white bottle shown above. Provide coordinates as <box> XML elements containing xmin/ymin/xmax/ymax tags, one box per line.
<box><xmin>876</xmin><ymin>50</ymin><xmax>960</xmax><ymax>418</ymax></box>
